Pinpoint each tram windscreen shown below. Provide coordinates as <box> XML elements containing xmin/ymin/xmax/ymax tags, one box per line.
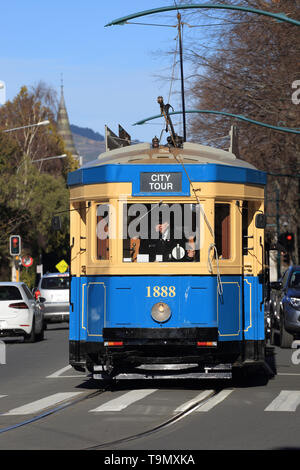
<box><xmin>123</xmin><ymin>203</ymin><xmax>200</xmax><ymax>263</ymax></box>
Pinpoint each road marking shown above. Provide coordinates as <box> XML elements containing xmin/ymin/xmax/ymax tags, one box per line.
<box><xmin>278</xmin><ymin>373</ymin><xmax>300</xmax><ymax>376</ymax></box>
<box><xmin>89</xmin><ymin>389</ymin><xmax>157</xmax><ymax>412</ymax></box>
<box><xmin>46</xmin><ymin>365</ymin><xmax>72</xmax><ymax>378</ymax></box>
<box><xmin>46</xmin><ymin>365</ymin><xmax>86</xmax><ymax>378</ymax></box>
<box><xmin>3</xmin><ymin>392</ymin><xmax>82</xmax><ymax>415</ymax></box>
<box><xmin>265</xmin><ymin>390</ymin><xmax>300</xmax><ymax>412</ymax></box>
<box><xmin>195</xmin><ymin>389</ymin><xmax>234</xmax><ymax>412</ymax></box>
<box><xmin>174</xmin><ymin>390</ymin><xmax>214</xmax><ymax>413</ymax></box>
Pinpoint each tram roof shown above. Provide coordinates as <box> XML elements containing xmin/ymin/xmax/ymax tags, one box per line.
<box><xmin>68</xmin><ymin>141</ymin><xmax>267</xmax><ymax>189</ymax></box>
<box><xmin>82</xmin><ymin>142</ymin><xmax>258</xmax><ymax>170</ymax></box>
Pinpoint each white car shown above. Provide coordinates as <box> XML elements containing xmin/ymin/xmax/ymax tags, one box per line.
<box><xmin>0</xmin><ymin>282</ymin><xmax>44</xmax><ymax>342</ymax></box>
<box><xmin>35</xmin><ymin>273</ymin><xmax>69</xmax><ymax>327</ymax></box>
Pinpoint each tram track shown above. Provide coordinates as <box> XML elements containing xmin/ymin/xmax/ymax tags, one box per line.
<box><xmin>83</xmin><ymin>388</ymin><xmax>220</xmax><ymax>450</ymax></box>
<box><xmin>0</xmin><ymin>387</ymin><xmax>109</xmax><ymax>436</ymax></box>
<box><xmin>0</xmin><ymin>382</ymin><xmax>221</xmax><ymax>448</ymax></box>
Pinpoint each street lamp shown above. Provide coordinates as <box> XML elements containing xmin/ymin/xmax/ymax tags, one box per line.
<box><xmin>32</xmin><ymin>153</ymin><xmax>67</xmax><ymax>163</ymax></box>
<box><xmin>17</xmin><ymin>154</ymin><xmax>67</xmax><ymax>173</ymax></box>
<box><xmin>0</xmin><ymin>81</ymin><xmax>5</xmax><ymax>105</ymax></box>
<box><xmin>2</xmin><ymin>120</ymin><xmax>50</xmax><ymax>133</ymax></box>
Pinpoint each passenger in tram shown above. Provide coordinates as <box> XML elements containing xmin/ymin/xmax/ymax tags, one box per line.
<box><xmin>131</xmin><ymin>220</ymin><xmax>197</xmax><ymax>263</ymax></box>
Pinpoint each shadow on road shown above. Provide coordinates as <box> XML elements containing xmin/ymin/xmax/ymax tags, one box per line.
<box><xmin>71</xmin><ymin>345</ymin><xmax>279</xmax><ymax>391</ymax></box>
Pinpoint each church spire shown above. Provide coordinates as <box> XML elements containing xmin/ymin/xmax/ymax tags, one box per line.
<box><xmin>57</xmin><ymin>76</ymin><xmax>78</xmax><ymax>159</ymax></box>
<box><xmin>59</xmin><ymin>73</ymin><xmax>66</xmax><ymax>108</ymax></box>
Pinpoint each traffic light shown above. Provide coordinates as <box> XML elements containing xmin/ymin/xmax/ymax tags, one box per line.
<box><xmin>9</xmin><ymin>235</ymin><xmax>21</xmax><ymax>256</ymax></box>
<box><xmin>278</xmin><ymin>232</ymin><xmax>295</xmax><ymax>252</ymax></box>
<box><xmin>284</xmin><ymin>232</ymin><xmax>295</xmax><ymax>252</ymax></box>
<box><xmin>283</xmin><ymin>252</ymin><xmax>290</xmax><ymax>264</ymax></box>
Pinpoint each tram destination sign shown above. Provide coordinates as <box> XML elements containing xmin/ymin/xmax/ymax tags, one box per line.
<box><xmin>140</xmin><ymin>172</ymin><xmax>182</xmax><ymax>193</ymax></box>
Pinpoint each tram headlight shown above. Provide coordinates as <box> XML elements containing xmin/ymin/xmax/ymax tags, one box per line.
<box><xmin>151</xmin><ymin>302</ymin><xmax>171</xmax><ymax>323</ymax></box>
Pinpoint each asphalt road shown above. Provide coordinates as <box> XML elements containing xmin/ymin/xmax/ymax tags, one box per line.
<box><xmin>0</xmin><ymin>325</ymin><xmax>300</xmax><ymax>452</ymax></box>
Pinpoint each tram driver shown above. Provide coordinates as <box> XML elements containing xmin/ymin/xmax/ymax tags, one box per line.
<box><xmin>126</xmin><ymin>203</ymin><xmax>199</xmax><ymax>263</ymax></box>
<box><xmin>131</xmin><ymin>220</ymin><xmax>197</xmax><ymax>263</ymax></box>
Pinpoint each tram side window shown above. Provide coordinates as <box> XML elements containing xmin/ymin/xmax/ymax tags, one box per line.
<box><xmin>96</xmin><ymin>204</ymin><xmax>109</xmax><ymax>260</ymax></box>
<box><xmin>215</xmin><ymin>203</ymin><xmax>231</xmax><ymax>259</ymax></box>
<box><xmin>123</xmin><ymin>203</ymin><xmax>200</xmax><ymax>263</ymax></box>
<box><xmin>242</xmin><ymin>201</ymin><xmax>260</xmax><ymax>256</ymax></box>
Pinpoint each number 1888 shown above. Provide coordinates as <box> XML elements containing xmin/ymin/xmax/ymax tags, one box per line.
<box><xmin>146</xmin><ymin>286</ymin><xmax>176</xmax><ymax>297</ymax></box>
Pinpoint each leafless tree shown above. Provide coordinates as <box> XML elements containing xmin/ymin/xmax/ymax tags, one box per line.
<box><xmin>175</xmin><ymin>0</ymin><xmax>300</xmax><ymax>259</ymax></box>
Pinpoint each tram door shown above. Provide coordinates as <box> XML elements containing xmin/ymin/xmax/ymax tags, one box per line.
<box><xmin>70</xmin><ymin>201</ymin><xmax>87</xmax><ymax>276</ymax></box>
<box><xmin>215</xmin><ymin>203</ymin><xmax>241</xmax><ymax>338</ymax></box>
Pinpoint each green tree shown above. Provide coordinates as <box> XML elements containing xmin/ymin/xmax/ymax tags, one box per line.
<box><xmin>0</xmin><ymin>82</ymin><xmax>75</xmax><ymax>281</ymax></box>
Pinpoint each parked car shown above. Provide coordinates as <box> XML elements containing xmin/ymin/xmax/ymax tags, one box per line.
<box><xmin>0</xmin><ymin>282</ymin><xmax>44</xmax><ymax>342</ymax></box>
<box><xmin>34</xmin><ymin>273</ymin><xmax>69</xmax><ymax>327</ymax></box>
<box><xmin>269</xmin><ymin>265</ymin><xmax>300</xmax><ymax>348</ymax></box>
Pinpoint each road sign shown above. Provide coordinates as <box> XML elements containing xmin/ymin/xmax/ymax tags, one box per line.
<box><xmin>56</xmin><ymin>260</ymin><xmax>68</xmax><ymax>273</ymax></box>
<box><xmin>21</xmin><ymin>256</ymin><xmax>33</xmax><ymax>267</ymax></box>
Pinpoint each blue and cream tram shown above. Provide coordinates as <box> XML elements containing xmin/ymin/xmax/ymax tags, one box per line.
<box><xmin>67</xmin><ymin>136</ymin><xmax>267</xmax><ymax>380</ymax></box>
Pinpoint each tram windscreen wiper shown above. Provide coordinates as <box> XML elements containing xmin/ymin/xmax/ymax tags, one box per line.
<box><xmin>136</xmin><ymin>200</ymin><xmax>163</xmax><ymax>223</ymax></box>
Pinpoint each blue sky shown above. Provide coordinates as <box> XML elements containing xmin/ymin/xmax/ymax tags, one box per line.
<box><xmin>0</xmin><ymin>1</ymin><xmax>194</xmax><ymax>143</ymax></box>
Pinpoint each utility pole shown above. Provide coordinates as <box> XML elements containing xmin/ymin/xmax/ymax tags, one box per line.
<box><xmin>177</xmin><ymin>12</ymin><xmax>186</xmax><ymax>142</ymax></box>
<box><xmin>275</xmin><ymin>188</ymin><xmax>280</xmax><ymax>278</ymax></box>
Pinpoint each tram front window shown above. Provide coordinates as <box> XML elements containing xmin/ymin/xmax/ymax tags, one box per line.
<box><xmin>123</xmin><ymin>203</ymin><xmax>200</xmax><ymax>263</ymax></box>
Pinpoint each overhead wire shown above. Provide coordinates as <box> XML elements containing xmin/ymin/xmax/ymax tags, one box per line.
<box><xmin>126</xmin><ymin>22</ymin><xmax>177</xmax><ymax>28</ymax></box>
<box><xmin>168</xmin><ymin>2</ymin><xmax>223</xmax><ymax>293</ymax></box>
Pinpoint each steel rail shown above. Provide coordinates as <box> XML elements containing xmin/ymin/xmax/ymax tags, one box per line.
<box><xmin>0</xmin><ymin>388</ymin><xmax>108</xmax><ymax>436</ymax></box>
<box><xmin>84</xmin><ymin>388</ymin><xmax>219</xmax><ymax>450</ymax></box>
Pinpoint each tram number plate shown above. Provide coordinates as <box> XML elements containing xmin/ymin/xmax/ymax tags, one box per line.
<box><xmin>146</xmin><ymin>286</ymin><xmax>176</xmax><ymax>298</ymax></box>
<box><xmin>140</xmin><ymin>172</ymin><xmax>182</xmax><ymax>193</ymax></box>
